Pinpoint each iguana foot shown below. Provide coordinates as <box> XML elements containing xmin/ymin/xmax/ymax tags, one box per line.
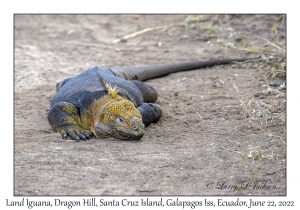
<box><xmin>59</xmin><ymin>125</ymin><xmax>92</xmax><ymax>142</ymax></box>
<box><xmin>138</xmin><ymin>103</ymin><xmax>162</xmax><ymax>126</ymax></box>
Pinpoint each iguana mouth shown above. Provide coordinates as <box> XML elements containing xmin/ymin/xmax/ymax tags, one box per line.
<box><xmin>92</xmin><ymin>122</ymin><xmax>144</xmax><ymax>140</ymax></box>
<box><xmin>113</xmin><ymin>130</ymin><xmax>144</xmax><ymax>140</ymax></box>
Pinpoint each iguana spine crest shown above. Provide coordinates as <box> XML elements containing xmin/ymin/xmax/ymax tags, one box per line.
<box><xmin>101</xmin><ymin>77</ymin><xmax>119</xmax><ymax>98</ymax></box>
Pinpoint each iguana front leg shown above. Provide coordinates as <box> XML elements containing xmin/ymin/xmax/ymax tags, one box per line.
<box><xmin>48</xmin><ymin>102</ymin><xmax>92</xmax><ymax>142</ymax></box>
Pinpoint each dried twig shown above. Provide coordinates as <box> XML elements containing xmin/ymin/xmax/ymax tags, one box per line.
<box><xmin>260</xmin><ymin>123</ymin><xmax>286</xmax><ymax>129</ymax></box>
<box><xmin>113</xmin><ymin>16</ymin><xmax>213</xmax><ymax>43</ymax></box>
<box><xmin>263</xmin><ymin>168</ymin><xmax>286</xmax><ymax>176</ymax></box>
<box><xmin>113</xmin><ymin>23</ymin><xmax>182</xmax><ymax>43</ymax></box>
<box><xmin>228</xmin><ymin>45</ymin><xmax>275</xmax><ymax>55</ymax></box>
<box><xmin>254</xmin><ymin>36</ymin><xmax>286</xmax><ymax>53</ymax></box>
<box><xmin>218</xmin><ymin>145</ymin><xmax>242</xmax><ymax>155</ymax></box>
<box><xmin>136</xmin><ymin>189</ymin><xmax>156</xmax><ymax>193</ymax></box>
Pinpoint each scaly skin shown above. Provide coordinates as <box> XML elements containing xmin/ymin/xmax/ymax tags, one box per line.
<box><xmin>84</xmin><ymin>84</ymin><xmax>145</xmax><ymax>140</ymax></box>
<box><xmin>50</xmin><ymin>102</ymin><xmax>92</xmax><ymax>140</ymax></box>
<box><xmin>48</xmin><ymin>78</ymin><xmax>146</xmax><ymax>141</ymax></box>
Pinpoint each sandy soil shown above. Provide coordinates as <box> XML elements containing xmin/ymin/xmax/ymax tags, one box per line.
<box><xmin>14</xmin><ymin>14</ymin><xmax>286</xmax><ymax>195</ymax></box>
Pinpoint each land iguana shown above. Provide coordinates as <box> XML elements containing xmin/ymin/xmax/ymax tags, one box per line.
<box><xmin>48</xmin><ymin>57</ymin><xmax>258</xmax><ymax>142</ymax></box>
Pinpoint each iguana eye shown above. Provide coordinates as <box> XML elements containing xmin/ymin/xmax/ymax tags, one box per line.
<box><xmin>116</xmin><ymin>117</ymin><xmax>125</xmax><ymax>125</ymax></box>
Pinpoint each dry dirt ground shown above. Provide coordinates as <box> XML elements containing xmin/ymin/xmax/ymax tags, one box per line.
<box><xmin>14</xmin><ymin>14</ymin><xmax>286</xmax><ymax>196</ymax></box>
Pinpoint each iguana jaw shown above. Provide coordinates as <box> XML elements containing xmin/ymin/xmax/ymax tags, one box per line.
<box><xmin>93</xmin><ymin>122</ymin><xmax>144</xmax><ymax>140</ymax></box>
<box><xmin>93</xmin><ymin>115</ymin><xmax>145</xmax><ymax>140</ymax></box>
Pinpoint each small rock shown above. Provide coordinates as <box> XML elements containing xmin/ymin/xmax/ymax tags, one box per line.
<box><xmin>212</xmin><ymin>79</ymin><xmax>225</xmax><ymax>87</ymax></box>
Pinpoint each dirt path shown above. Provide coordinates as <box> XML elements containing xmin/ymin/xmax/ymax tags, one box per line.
<box><xmin>14</xmin><ymin>14</ymin><xmax>286</xmax><ymax>195</ymax></box>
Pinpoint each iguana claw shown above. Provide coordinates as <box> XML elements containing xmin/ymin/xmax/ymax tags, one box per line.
<box><xmin>59</xmin><ymin>125</ymin><xmax>92</xmax><ymax>142</ymax></box>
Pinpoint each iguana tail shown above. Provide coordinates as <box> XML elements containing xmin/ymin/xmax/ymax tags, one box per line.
<box><xmin>110</xmin><ymin>57</ymin><xmax>260</xmax><ymax>81</ymax></box>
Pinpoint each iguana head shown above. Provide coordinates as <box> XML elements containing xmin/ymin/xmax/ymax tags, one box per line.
<box><xmin>90</xmin><ymin>80</ymin><xmax>145</xmax><ymax>140</ymax></box>
<box><xmin>99</xmin><ymin>98</ymin><xmax>144</xmax><ymax>140</ymax></box>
